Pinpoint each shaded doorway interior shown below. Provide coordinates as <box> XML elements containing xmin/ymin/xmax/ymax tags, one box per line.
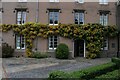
<box><xmin>74</xmin><ymin>39</ymin><xmax>84</xmax><ymax>57</ymax></box>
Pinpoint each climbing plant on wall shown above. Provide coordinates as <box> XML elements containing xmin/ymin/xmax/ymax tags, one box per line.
<box><xmin>0</xmin><ymin>22</ymin><xmax>118</xmax><ymax>58</ymax></box>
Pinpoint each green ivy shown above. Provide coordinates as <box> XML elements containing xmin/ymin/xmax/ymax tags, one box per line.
<box><xmin>0</xmin><ymin>22</ymin><xmax>118</xmax><ymax>58</ymax></box>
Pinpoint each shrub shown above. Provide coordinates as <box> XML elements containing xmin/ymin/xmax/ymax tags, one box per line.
<box><xmin>55</xmin><ymin>43</ymin><xmax>69</xmax><ymax>59</ymax></box>
<box><xmin>2</xmin><ymin>43</ymin><xmax>14</xmax><ymax>58</ymax></box>
<box><xmin>111</xmin><ymin>57</ymin><xmax>120</xmax><ymax>64</ymax></box>
<box><xmin>48</xmin><ymin>71</ymin><xmax>70</xmax><ymax>80</ymax></box>
<box><xmin>31</xmin><ymin>51</ymin><xmax>48</xmax><ymax>59</ymax></box>
<box><xmin>86</xmin><ymin>53</ymin><xmax>97</xmax><ymax>59</ymax></box>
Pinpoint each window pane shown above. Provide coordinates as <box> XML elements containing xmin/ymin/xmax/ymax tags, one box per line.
<box><xmin>49</xmin><ymin>12</ymin><xmax>54</xmax><ymax>24</ymax></box>
<box><xmin>54</xmin><ymin>36</ymin><xmax>57</xmax><ymax>39</ymax></box>
<box><xmin>49</xmin><ymin>36</ymin><xmax>58</xmax><ymax>50</ymax></box>
<box><xmin>79</xmin><ymin>0</ymin><xmax>84</xmax><ymax>3</ymax></box>
<box><xmin>104</xmin><ymin>39</ymin><xmax>108</xmax><ymax>50</ymax></box>
<box><xmin>49</xmin><ymin>41</ymin><xmax>53</xmax><ymax>48</ymax></box>
<box><xmin>79</xmin><ymin>13</ymin><xmax>84</xmax><ymax>24</ymax></box>
<box><xmin>21</xmin><ymin>36</ymin><xmax>25</xmax><ymax>49</ymax></box>
<box><xmin>18</xmin><ymin>0</ymin><xmax>27</xmax><ymax>2</ymax></box>
<box><xmin>22</xmin><ymin>12</ymin><xmax>26</xmax><ymax>24</ymax></box>
<box><xmin>99</xmin><ymin>0</ymin><xmax>108</xmax><ymax>4</ymax></box>
<box><xmin>54</xmin><ymin>36</ymin><xmax>57</xmax><ymax>49</ymax></box>
<box><xmin>54</xmin><ymin>12</ymin><xmax>59</xmax><ymax>24</ymax></box>
<box><xmin>112</xmin><ymin>43</ymin><xmax>115</xmax><ymax>48</ymax></box>
<box><xmin>17</xmin><ymin>11</ymin><xmax>26</xmax><ymax>25</ymax></box>
<box><xmin>49</xmin><ymin>11</ymin><xmax>59</xmax><ymax>25</ymax></box>
<box><xmin>49</xmin><ymin>36</ymin><xmax>53</xmax><ymax>49</ymax></box>
<box><xmin>16</xmin><ymin>35</ymin><xmax>20</xmax><ymax>49</ymax></box>
<box><xmin>54</xmin><ymin>44</ymin><xmax>57</xmax><ymax>48</ymax></box>
<box><xmin>17</xmin><ymin>12</ymin><xmax>22</xmax><ymax>25</ymax></box>
<box><xmin>100</xmin><ymin>15</ymin><xmax>104</xmax><ymax>25</ymax></box>
<box><xmin>75</xmin><ymin>12</ymin><xmax>84</xmax><ymax>24</ymax></box>
<box><xmin>104</xmin><ymin>15</ymin><xmax>108</xmax><ymax>26</ymax></box>
<box><xmin>49</xmin><ymin>0</ymin><xmax>54</xmax><ymax>2</ymax></box>
<box><xmin>74</xmin><ymin>13</ymin><xmax>79</xmax><ymax>24</ymax></box>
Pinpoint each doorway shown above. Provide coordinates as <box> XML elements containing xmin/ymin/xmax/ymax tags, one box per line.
<box><xmin>74</xmin><ymin>39</ymin><xmax>84</xmax><ymax>57</ymax></box>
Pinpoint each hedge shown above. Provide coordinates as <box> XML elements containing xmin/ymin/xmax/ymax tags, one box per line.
<box><xmin>80</xmin><ymin>62</ymin><xmax>117</xmax><ymax>79</ymax></box>
<box><xmin>48</xmin><ymin>62</ymin><xmax>117</xmax><ymax>80</ymax></box>
<box><xmin>30</xmin><ymin>52</ymin><xmax>48</xmax><ymax>59</ymax></box>
<box><xmin>93</xmin><ymin>69</ymin><xmax>120</xmax><ymax>80</ymax></box>
<box><xmin>111</xmin><ymin>57</ymin><xmax>120</xmax><ymax>64</ymax></box>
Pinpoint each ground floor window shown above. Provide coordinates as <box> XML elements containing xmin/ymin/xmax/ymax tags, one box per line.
<box><xmin>101</xmin><ymin>38</ymin><xmax>108</xmax><ymax>50</ymax></box>
<box><xmin>48</xmin><ymin>36</ymin><xmax>58</xmax><ymax>50</ymax></box>
<box><xmin>16</xmin><ymin>35</ymin><xmax>25</xmax><ymax>49</ymax></box>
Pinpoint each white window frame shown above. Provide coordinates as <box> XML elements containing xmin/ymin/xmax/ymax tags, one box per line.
<box><xmin>17</xmin><ymin>11</ymin><xmax>26</xmax><ymax>25</ymax></box>
<box><xmin>18</xmin><ymin>0</ymin><xmax>27</xmax><ymax>2</ymax></box>
<box><xmin>100</xmin><ymin>14</ymin><xmax>108</xmax><ymax>26</ymax></box>
<box><xmin>0</xmin><ymin>11</ymin><xmax>2</xmax><ymax>24</ymax></box>
<box><xmin>99</xmin><ymin>0</ymin><xmax>108</xmax><ymax>4</ymax></box>
<box><xmin>49</xmin><ymin>11</ymin><xmax>59</xmax><ymax>25</ymax></box>
<box><xmin>74</xmin><ymin>12</ymin><xmax>84</xmax><ymax>25</ymax></box>
<box><xmin>101</xmin><ymin>38</ymin><xmax>108</xmax><ymax>50</ymax></box>
<box><xmin>48</xmin><ymin>36</ymin><xmax>58</xmax><ymax>50</ymax></box>
<box><xmin>16</xmin><ymin>35</ymin><xmax>25</xmax><ymax>50</ymax></box>
<box><xmin>104</xmin><ymin>38</ymin><xmax>108</xmax><ymax>50</ymax></box>
<box><xmin>49</xmin><ymin>0</ymin><xmax>59</xmax><ymax>2</ymax></box>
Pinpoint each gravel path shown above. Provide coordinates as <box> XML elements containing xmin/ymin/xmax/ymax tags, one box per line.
<box><xmin>2</xmin><ymin>57</ymin><xmax>111</xmax><ymax>78</ymax></box>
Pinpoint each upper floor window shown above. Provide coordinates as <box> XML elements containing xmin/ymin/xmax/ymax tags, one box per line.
<box><xmin>49</xmin><ymin>0</ymin><xmax>59</xmax><ymax>2</ymax></box>
<box><xmin>17</xmin><ymin>11</ymin><xmax>26</xmax><ymax>25</ymax></box>
<box><xmin>0</xmin><ymin>11</ymin><xmax>2</xmax><ymax>24</ymax></box>
<box><xmin>18</xmin><ymin>0</ymin><xmax>27</xmax><ymax>2</ymax></box>
<box><xmin>100</xmin><ymin>13</ymin><xmax>108</xmax><ymax>26</ymax></box>
<box><xmin>49</xmin><ymin>10</ymin><xmax>59</xmax><ymax>25</ymax></box>
<box><xmin>99</xmin><ymin>0</ymin><xmax>108</xmax><ymax>4</ymax></box>
<box><xmin>74</xmin><ymin>12</ymin><xmax>84</xmax><ymax>25</ymax></box>
<box><xmin>75</xmin><ymin>0</ymin><xmax>84</xmax><ymax>3</ymax></box>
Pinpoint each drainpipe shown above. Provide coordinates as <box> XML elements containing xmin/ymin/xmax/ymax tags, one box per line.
<box><xmin>35</xmin><ymin>0</ymin><xmax>39</xmax><ymax>51</ymax></box>
<box><xmin>117</xmin><ymin>31</ymin><xmax>119</xmax><ymax>57</ymax></box>
<box><xmin>84</xmin><ymin>39</ymin><xmax>86</xmax><ymax>57</ymax></box>
<box><xmin>116</xmin><ymin>1</ymin><xmax>120</xmax><ymax>57</ymax></box>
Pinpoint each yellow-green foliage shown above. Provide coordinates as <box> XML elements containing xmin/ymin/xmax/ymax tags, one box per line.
<box><xmin>0</xmin><ymin>22</ymin><xmax>118</xmax><ymax>58</ymax></box>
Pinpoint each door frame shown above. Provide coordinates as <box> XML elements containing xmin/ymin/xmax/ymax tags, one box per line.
<box><xmin>74</xmin><ymin>39</ymin><xmax>86</xmax><ymax>57</ymax></box>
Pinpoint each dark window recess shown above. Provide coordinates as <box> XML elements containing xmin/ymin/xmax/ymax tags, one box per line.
<box><xmin>112</xmin><ymin>43</ymin><xmax>115</xmax><ymax>48</ymax></box>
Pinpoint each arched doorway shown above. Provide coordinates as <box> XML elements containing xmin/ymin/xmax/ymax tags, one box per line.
<box><xmin>74</xmin><ymin>39</ymin><xmax>85</xmax><ymax>57</ymax></box>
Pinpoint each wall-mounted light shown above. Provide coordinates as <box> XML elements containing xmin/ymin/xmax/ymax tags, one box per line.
<box><xmin>13</xmin><ymin>10</ymin><xmax>16</xmax><ymax>13</ymax></box>
<box><xmin>72</xmin><ymin>10</ymin><xmax>75</xmax><ymax>13</ymax></box>
<box><xmin>59</xmin><ymin>10</ymin><xmax>62</xmax><ymax>13</ymax></box>
<box><xmin>109</xmin><ymin>12</ymin><xmax>112</xmax><ymax>15</ymax></box>
<box><xmin>13</xmin><ymin>32</ymin><xmax>15</xmax><ymax>37</ymax></box>
<box><xmin>0</xmin><ymin>8</ymin><xmax>4</xmax><ymax>13</ymax></box>
<box><xmin>27</xmin><ymin>10</ymin><xmax>29</xmax><ymax>13</ymax></box>
<box><xmin>46</xmin><ymin>10</ymin><xmax>48</xmax><ymax>13</ymax></box>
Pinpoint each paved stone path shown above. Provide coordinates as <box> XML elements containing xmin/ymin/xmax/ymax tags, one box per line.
<box><xmin>2</xmin><ymin>57</ymin><xmax>111</xmax><ymax>78</ymax></box>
